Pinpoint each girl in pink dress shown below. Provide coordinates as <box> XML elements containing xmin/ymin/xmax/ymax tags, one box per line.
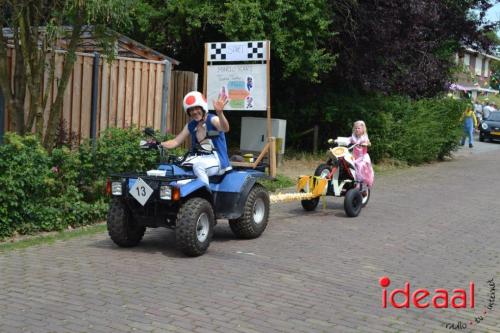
<box><xmin>349</xmin><ymin>120</ymin><xmax>374</xmax><ymax>187</ymax></box>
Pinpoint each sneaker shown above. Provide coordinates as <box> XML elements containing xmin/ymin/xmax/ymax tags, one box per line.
<box><xmin>469</xmin><ymin>144</ymin><xmax>473</xmax><ymax>148</ymax></box>
<box><xmin>459</xmin><ymin>143</ymin><xmax>465</xmax><ymax>146</ymax></box>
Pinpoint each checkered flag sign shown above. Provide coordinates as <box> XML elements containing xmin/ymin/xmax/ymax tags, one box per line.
<box><xmin>210</xmin><ymin>43</ymin><xmax>227</xmax><ymax>61</ymax></box>
<box><xmin>247</xmin><ymin>42</ymin><xmax>264</xmax><ymax>60</ymax></box>
<box><xmin>208</xmin><ymin>41</ymin><xmax>267</xmax><ymax>62</ymax></box>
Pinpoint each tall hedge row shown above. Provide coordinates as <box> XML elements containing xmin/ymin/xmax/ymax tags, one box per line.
<box><xmin>281</xmin><ymin>94</ymin><xmax>466</xmax><ymax>164</ymax></box>
<box><xmin>0</xmin><ymin>128</ymin><xmax>171</xmax><ymax>239</ymax></box>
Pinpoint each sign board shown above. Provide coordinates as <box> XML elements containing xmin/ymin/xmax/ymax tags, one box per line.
<box><xmin>203</xmin><ymin>40</ymin><xmax>276</xmax><ymax>177</ymax></box>
<box><xmin>208</xmin><ymin>41</ymin><xmax>267</xmax><ymax>62</ymax></box>
<box><xmin>129</xmin><ymin>177</ymin><xmax>153</xmax><ymax>206</ymax></box>
<box><xmin>207</xmin><ymin>64</ymin><xmax>267</xmax><ymax>111</ymax></box>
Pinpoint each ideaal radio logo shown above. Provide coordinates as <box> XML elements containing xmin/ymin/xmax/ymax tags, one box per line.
<box><xmin>379</xmin><ymin>276</ymin><xmax>496</xmax><ymax>330</ymax></box>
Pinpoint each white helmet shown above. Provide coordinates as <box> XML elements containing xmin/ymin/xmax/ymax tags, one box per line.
<box><xmin>183</xmin><ymin>91</ymin><xmax>208</xmax><ymax>115</ymax></box>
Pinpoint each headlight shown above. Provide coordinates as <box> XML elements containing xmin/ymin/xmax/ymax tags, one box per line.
<box><xmin>160</xmin><ymin>185</ymin><xmax>172</xmax><ymax>200</ymax></box>
<box><xmin>481</xmin><ymin>122</ymin><xmax>488</xmax><ymax>130</ymax></box>
<box><xmin>111</xmin><ymin>182</ymin><xmax>122</xmax><ymax>196</ymax></box>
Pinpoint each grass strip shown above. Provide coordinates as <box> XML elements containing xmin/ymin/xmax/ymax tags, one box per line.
<box><xmin>0</xmin><ymin>223</ymin><xmax>107</xmax><ymax>252</ymax></box>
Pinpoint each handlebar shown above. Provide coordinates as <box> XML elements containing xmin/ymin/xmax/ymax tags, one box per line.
<box><xmin>140</xmin><ymin>127</ymin><xmax>220</xmax><ymax>166</ymax></box>
<box><xmin>328</xmin><ymin>137</ymin><xmax>369</xmax><ymax>150</ymax></box>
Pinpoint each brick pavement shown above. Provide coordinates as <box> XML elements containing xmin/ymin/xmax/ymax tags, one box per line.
<box><xmin>1</xmin><ymin>142</ymin><xmax>500</xmax><ymax>333</ymax></box>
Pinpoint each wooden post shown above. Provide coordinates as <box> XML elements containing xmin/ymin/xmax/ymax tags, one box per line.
<box><xmin>160</xmin><ymin>60</ymin><xmax>171</xmax><ymax>134</ymax></box>
<box><xmin>203</xmin><ymin>44</ymin><xmax>208</xmax><ymax>95</ymax></box>
<box><xmin>90</xmin><ymin>52</ymin><xmax>100</xmax><ymax>147</ymax></box>
<box><xmin>313</xmin><ymin>125</ymin><xmax>318</xmax><ymax>155</ymax></box>
<box><xmin>266</xmin><ymin>41</ymin><xmax>272</xmax><ymax>149</ymax></box>
<box><xmin>0</xmin><ymin>88</ymin><xmax>4</xmax><ymax>144</ymax></box>
<box><xmin>269</xmin><ymin>136</ymin><xmax>276</xmax><ymax>178</ymax></box>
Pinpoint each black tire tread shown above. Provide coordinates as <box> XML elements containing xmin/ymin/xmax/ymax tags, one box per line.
<box><xmin>107</xmin><ymin>198</ymin><xmax>145</xmax><ymax>247</ymax></box>
<box><xmin>176</xmin><ymin>197</ymin><xmax>214</xmax><ymax>256</ymax></box>
<box><xmin>229</xmin><ymin>184</ymin><xmax>270</xmax><ymax>239</ymax></box>
<box><xmin>344</xmin><ymin>188</ymin><xmax>362</xmax><ymax>217</ymax></box>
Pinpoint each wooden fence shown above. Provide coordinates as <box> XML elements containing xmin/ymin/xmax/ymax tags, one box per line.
<box><xmin>2</xmin><ymin>48</ymin><xmax>198</xmax><ymax>144</ymax></box>
<box><xmin>168</xmin><ymin>71</ymin><xmax>198</xmax><ymax>148</ymax></box>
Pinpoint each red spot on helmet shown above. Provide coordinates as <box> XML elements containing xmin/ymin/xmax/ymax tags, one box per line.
<box><xmin>185</xmin><ymin>95</ymin><xmax>196</xmax><ymax>105</ymax></box>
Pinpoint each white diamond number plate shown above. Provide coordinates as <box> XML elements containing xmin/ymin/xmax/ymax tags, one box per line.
<box><xmin>129</xmin><ymin>178</ymin><xmax>153</xmax><ymax>206</ymax></box>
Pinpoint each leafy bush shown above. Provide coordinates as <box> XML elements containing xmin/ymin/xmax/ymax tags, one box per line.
<box><xmin>280</xmin><ymin>92</ymin><xmax>465</xmax><ymax>164</ymax></box>
<box><xmin>0</xmin><ymin>134</ymin><xmax>54</xmax><ymax>237</ymax></box>
<box><xmin>0</xmin><ymin>128</ymin><xmax>175</xmax><ymax>239</ymax></box>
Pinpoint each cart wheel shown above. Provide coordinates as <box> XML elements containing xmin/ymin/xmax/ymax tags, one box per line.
<box><xmin>344</xmin><ymin>188</ymin><xmax>362</xmax><ymax>217</ymax></box>
<box><xmin>301</xmin><ymin>194</ymin><xmax>320</xmax><ymax>211</ymax></box>
<box><xmin>301</xmin><ymin>164</ymin><xmax>332</xmax><ymax>211</ymax></box>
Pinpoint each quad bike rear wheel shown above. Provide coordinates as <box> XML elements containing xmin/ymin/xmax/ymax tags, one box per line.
<box><xmin>229</xmin><ymin>184</ymin><xmax>270</xmax><ymax>239</ymax></box>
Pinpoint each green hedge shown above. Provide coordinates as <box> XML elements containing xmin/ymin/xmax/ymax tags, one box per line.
<box><xmin>0</xmin><ymin>128</ymin><xmax>174</xmax><ymax>239</ymax></box>
<box><xmin>282</xmin><ymin>93</ymin><xmax>465</xmax><ymax>164</ymax></box>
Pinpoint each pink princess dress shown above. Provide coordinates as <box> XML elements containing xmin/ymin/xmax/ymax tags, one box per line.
<box><xmin>349</xmin><ymin>134</ymin><xmax>375</xmax><ymax>187</ymax></box>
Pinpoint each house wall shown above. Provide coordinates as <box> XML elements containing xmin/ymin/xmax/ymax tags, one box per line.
<box><xmin>456</xmin><ymin>51</ymin><xmax>492</xmax><ymax>87</ymax></box>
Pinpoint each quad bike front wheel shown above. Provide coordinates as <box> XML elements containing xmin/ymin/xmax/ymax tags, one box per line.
<box><xmin>301</xmin><ymin>164</ymin><xmax>332</xmax><ymax>211</ymax></box>
<box><xmin>344</xmin><ymin>188</ymin><xmax>363</xmax><ymax>217</ymax></box>
<box><xmin>107</xmin><ymin>198</ymin><xmax>146</xmax><ymax>247</ymax></box>
<box><xmin>176</xmin><ymin>197</ymin><xmax>215</xmax><ymax>256</ymax></box>
<box><xmin>229</xmin><ymin>184</ymin><xmax>270</xmax><ymax>239</ymax></box>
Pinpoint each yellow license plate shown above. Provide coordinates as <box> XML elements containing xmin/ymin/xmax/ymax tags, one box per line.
<box><xmin>491</xmin><ymin>131</ymin><xmax>500</xmax><ymax>136</ymax></box>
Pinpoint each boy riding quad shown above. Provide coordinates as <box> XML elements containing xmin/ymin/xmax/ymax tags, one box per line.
<box><xmin>107</xmin><ymin>90</ymin><xmax>271</xmax><ymax>257</ymax></box>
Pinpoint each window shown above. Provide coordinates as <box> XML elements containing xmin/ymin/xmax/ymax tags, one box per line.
<box><xmin>475</xmin><ymin>55</ymin><xmax>483</xmax><ymax>76</ymax></box>
<box><xmin>464</xmin><ymin>54</ymin><xmax>470</xmax><ymax>67</ymax></box>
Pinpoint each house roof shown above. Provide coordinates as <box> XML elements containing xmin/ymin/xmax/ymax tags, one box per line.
<box><xmin>2</xmin><ymin>26</ymin><xmax>179</xmax><ymax>65</ymax></box>
<box><xmin>464</xmin><ymin>48</ymin><xmax>500</xmax><ymax>62</ymax></box>
<box><xmin>450</xmin><ymin>83</ymin><xmax>499</xmax><ymax>93</ymax></box>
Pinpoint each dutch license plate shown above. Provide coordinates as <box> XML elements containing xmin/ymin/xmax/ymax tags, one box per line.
<box><xmin>491</xmin><ymin>131</ymin><xmax>500</xmax><ymax>136</ymax></box>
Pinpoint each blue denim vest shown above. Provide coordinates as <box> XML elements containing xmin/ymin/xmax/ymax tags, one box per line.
<box><xmin>188</xmin><ymin>113</ymin><xmax>230</xmax><ymax>169</ymax></box>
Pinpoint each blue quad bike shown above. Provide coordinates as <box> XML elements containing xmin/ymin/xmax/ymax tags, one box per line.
<box><xmin>106</xmin><ymin>130</ymin><xmax>270</xmax><ymax>256</ymax></box>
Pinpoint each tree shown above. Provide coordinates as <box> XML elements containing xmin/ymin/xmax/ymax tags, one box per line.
<box><xmin>125</xmin><ymin>0</ymin><xmax>336</xmax><ymax>84</ymax></box>
<box><xmin>490</xmin><ymin>60</ymin><xmax>500</xmax><ymax>90</ymax></box>
<box><xmin>0</xmin><ymin>0</ymin><xmax>134</xmax><ymax>149</ymax></box>
<box><xmin>328</xmin><ymin>0</ymin><xmax>500</xmax><ymax>97</ymax></box>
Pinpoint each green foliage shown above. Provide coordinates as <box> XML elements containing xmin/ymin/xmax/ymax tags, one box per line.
<box><xmin>282</xmin><ymin>92</ymin><xmax>465</xmax><ymax>165</ymax></box>
<box><xmin>125</xmin><ymin>0</ymin><xmax>336</xmax><ymax>83</ymax></box>
<box><xmin>222</xmin><ymin>0</ymin><xmax>336</xmax><ymax>82</ymax></box>
<box><xmin>490</xmin><ymin>60</ymin><xmax>500</xmax><ymax>90</ymax></box>
<box><xmin>259</xmin><ymin>174</ymin><xmax>295</xmax><ymax>193</ymax></box>
<box><xmin>0</xmin><ymin>128</ymin><xmax>173</xmax><ymax>239</ymax></box>
<box><xmin>0</xmin><ymin>134</ymin><xmax>53</xmax><ymax>237</ymax></box>
<box><xmin>0</xmin><ymin>224</ymin><xmax>107</xmax><ymax>253</ymax></box>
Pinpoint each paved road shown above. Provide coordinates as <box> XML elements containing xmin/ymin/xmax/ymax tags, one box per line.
<box><xmin>1</xmin><ymin>142</ymin><xmax>500</xmax><ymax>333</ymax></box>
